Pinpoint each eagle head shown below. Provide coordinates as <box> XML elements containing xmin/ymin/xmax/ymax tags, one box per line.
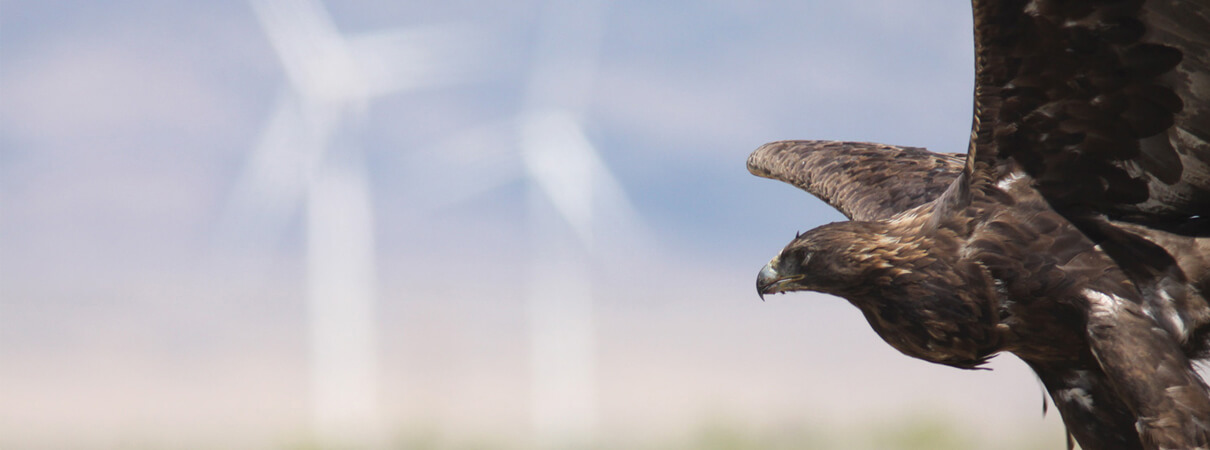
<box><xmin>756</xmin><ymin>221</ymin><xmax>879</xmax><ymax>300</ymax></box>
<box><xmin>757</xmin><ymin>254</ymin><xmax>804</xmax><ymax>300</ymax></box>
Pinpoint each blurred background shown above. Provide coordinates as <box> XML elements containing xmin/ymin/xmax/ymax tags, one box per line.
<box><xmin>0</xmin><ymin>0</ymin><xmax>1072</xmax><ymax>448</ymax></box>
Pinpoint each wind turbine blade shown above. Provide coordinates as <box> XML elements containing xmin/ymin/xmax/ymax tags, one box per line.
<box><xmin>521</xmin><ymin>111</ymin><xmax>599</xmax><ymax>248</ymax></box>
<box><xmin>585</xmin><ymin>148</ymin><xmax>653</xmax><ymax>257</ymax></box>
<box><xmin>251</xmin><ymin>0</ymin><xmax>365</xmax><ymax>102</ymax></box>
<box><xmin>520</xmin><ymin>110</ymin><xmax>656</xmax><ymax>258</ymax></box>
<box><xmin>348</xmin><ymin>24</ymin><xmax>501</xmax><ymax>96</ymax></box>
<box><xmin>213</xmin><ymin>91</ymin><xmax>332</xmax><ymax>252</ymax></box>
<box><xmin>398</xmin><ymin>118</ymin><xmax>525</xmax><ymax>210</ymax></box>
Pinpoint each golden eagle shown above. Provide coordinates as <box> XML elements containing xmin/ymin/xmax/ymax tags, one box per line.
<box><xmin>751</xmin><ymin>1</ymin><xmax>1210</xmax><ymax>448</ymax></box>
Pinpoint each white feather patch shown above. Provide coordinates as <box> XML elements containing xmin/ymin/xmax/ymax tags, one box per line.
<box><xmin>1145</xmin><ymin>290</ymin><xmax>1188</xmax><ymax>341</ymax></box>
<box><xmin>996</xmin><ymin>170</ymin><xmax>1027</xmax><ymax>191</ymax></box>
<box><xmin>1058</xmin><ymin>387</ymin><xmax>1095</xmax><ymax>410</ymax></box>
<box><xmin>1161</xmin><ymin>291</ymin><xmax>1188</xmax><ymax>340</ymax></box>
<box><xmin>1059</xmin><ymin>369</ymin><xmax>1095</xmax><ymax>410</ymax></box>
<box><xmin>1084</xmin><ymin>289</ymin><xmax>1127</xmax><ymax>320</ymax></box>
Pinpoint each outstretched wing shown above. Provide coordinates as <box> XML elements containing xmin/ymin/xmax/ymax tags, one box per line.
<box><xmin>967</xmin><ymin>0</ymin><xmax>1210</xmax><ymax>230</ymax></box>
<box><xmin>967</xmin><ymin>1</ymin><xmax>1210</xmax><ymax>446</ymax></box>
<box><xmin>747</xmin><ymin>140</ymin><xmax>965</xmax><ymax>222</ymax></box>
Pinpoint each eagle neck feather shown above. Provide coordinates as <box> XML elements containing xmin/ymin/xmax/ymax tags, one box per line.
<box><xmin>817</xmin><ymin>220</ymin><xmax>1000</xmax><ymax>368</ymax></box>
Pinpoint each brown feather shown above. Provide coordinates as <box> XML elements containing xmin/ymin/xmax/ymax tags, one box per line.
<box><xmin>747</xmin><ymin>140</ymin><xmax>965</xmax><ymax>222</ymax></box>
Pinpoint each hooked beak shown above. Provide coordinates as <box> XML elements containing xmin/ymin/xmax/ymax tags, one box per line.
<box><xmin>756</xmin><ymin>262</ymin><xmax>803</xmax><ymax>301</ymax></box>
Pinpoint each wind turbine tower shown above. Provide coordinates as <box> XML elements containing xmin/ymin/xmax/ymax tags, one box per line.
<box><xmin>221</xmin><ymin>0</ymin><xmax>491</xmax><ymax>444</ymax></box>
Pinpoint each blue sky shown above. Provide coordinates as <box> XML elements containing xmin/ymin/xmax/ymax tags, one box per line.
<box><xmin>0</xmin><ymin>0</ymin><xmax>1069</xmax><ymax>447</ymax></box>
<box><xmin>0</xmin><ymin>0</ymin><xmax>976</xmax><ymax>273</ymax></box>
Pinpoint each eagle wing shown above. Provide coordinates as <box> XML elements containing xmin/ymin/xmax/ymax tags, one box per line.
<box><xmin>747</xmin><ymin>140</ymin><xmax>965</xmax><ymax>222</ymax></box>
<box><xmin>1029</xmin><ymin>360</ymin><xmax>1143</xmax><ymax>450</ymax></box>
<box><xmin>966</xmin><ymin>1</ymin><xmax>1210</xmax><ymax>446</ymax></box>
<box><xmin>966</xmin><ymin>0</ymin><xmax>1210</xmax><ymax>228</ymax></box>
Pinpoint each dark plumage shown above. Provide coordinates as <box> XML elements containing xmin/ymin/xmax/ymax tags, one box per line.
<box><xmin>750</xmin><ymin>1</ymin><xmax>1210</xmax><ymax>449</ymax></box>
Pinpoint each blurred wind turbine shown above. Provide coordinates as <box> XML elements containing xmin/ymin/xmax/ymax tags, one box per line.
<box><xmin>216</xmin><ymin>0</ymin><xmax>493</xmax><ymax>444</ymax></box>
<box><xmin>392</xmin><ymin>0</ymin><xmax>644</xmax><ymax>444</ymax></box>
<box><xmin>520</xmin><ymin>0</ymin><xmax>634</xmax><ymax>445</ymax></box>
